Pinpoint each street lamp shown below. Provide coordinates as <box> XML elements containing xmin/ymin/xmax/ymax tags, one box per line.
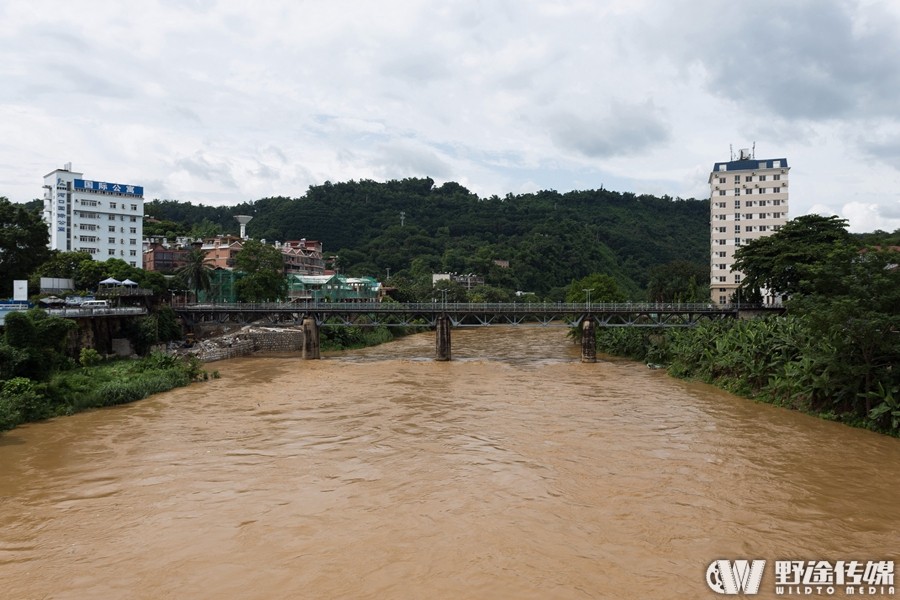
<box><xmin>583</xmin><ymin>288</ymin><xmax>594</xmax><ymax>310</ymax></box>
<box><xmin>439</xmin><ymin>288</ymin><xmax>448</xmax><ymax>310</ymax></box>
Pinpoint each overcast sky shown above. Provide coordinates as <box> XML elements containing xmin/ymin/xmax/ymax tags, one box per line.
<box><xmin>3</xmin><ymin>0</ymin><xmax>900</xmax><ymax>233</ymax></box>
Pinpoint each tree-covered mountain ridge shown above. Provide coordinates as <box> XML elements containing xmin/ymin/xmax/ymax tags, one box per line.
<box><xmin>145</xmin><ymin>177</ymin><xmax>711</xmax><ymax>299</ymax></box>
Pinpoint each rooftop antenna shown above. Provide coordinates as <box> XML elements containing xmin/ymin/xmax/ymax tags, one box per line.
<box><xmin>729</xmin><ymin>144</ymin><xmax>734</xmax><ymax>161</ymax></box>
<box><xmin>752</xmin><ymin>141</ymin><xmax>756</xmax><ymax>159</ymax></box>
<box><xmin>234</xmin><ymin>215</ymin><xmax>253</xmax><ymax>240</ymax></box>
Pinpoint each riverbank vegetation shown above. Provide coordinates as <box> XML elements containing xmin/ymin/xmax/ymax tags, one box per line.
<box><xmin>0</xmin><ymin>308</ymin><xmax>206</xmax><ymax>433</ymax></box>
<box><xmin>596</xmin><ymin>216</ymin><xmax>900</xmax><ymax>436</ymax></box>
<box><xmin>0</xmin><ymin>351</ymin><xmax>205</xmax><ymax>432</ymax></box>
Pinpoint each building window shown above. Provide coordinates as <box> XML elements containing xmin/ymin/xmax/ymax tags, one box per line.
<box><xmin>773</xmin><ymin>199</ymin><xmax>781</xmax><ymax>206</ymax></box>
<box><xmin>716</xmin><ymin>239</ymin><xmax>726</xmax><ymax>246</ymax></box>
<box><xmin>759</xmin><ymin>225</ymin><xmax>768</xmax><ymax>232</ymax></box>
<box><xmin>735</xmin><ymin>214</ymin><xmax>741</xmax><ymax>221</ymax></box>
<box><xmin>745</xmin><ymin>175</ymin><xmax>752</xmax><ymax>182</ymax></box>
<box><xmin>734</xmin><ymin>175</ymin><xmax>740</xmax><ymax>183</ymax></box>
<box><xmin>745</xmin><ymin>226</ymin><xmax>754</xmax><ymax>232</ymax></box>
<box><xmin>130</xmin><ymin>204</ymin><xmax>137</xmax><ymax>211</ymax></box>
<box><xmin>110</xmin><ymin>202</ymin><xmax>117</xmax><ymax>209</ymax></box>
<box><xmin>108</xmin><ymin>237</ymin><xmax>115</xmax><ymax>244</ymax></box>
<box><xmin>773</xmin><ymin>187</ymin><xmax>781</xmax><ymax>193</ymax></box>
<box><xmin>717</xmin><ymin>251</ymin><xmax>727</xmax><ymax>257</ymax></box>
<box><xmin>734</xmin><ymin>200</ymin><xmax>741</xmax><ymax>209</ymax></box>
<box><xmin>130</xmin><ymin>250</ymin><xmax>137</xmax><ymax>256</ymax></box>
<box><xmin>718</xmin><ymin>276</ymin><xmax>727</xmax><ymax>282</ymax></box>
<box><xmin>759</xmin><ymin>175</ymin><xmax>767</xmax><ymax>181</ymax></box>
<box><xmin>735</xmin><ymin>237</ymin><xmax>742</xmax><ymax>246</ymax></box>
<box><xmin>130</xmin><ymin>239</ymin><xmax>136</xmax><ymax>245</ymax></box>
<box><xmin>773</xmin><ymin>225</ymin><xmax>782</xmax><ymax>231</ymax></box>
<box><xmin>734</xmin><ymin>188</ymin><xmax>740</xmax><ymax>196</ymax></box>
<box><xmin>108</xmin><ymin>249</ymin><xmax>115</xmax><ymax>255</ymax></box>
<box><xmin>734</xmin><ymin>274</ymin><xmax>741</xmax><ymax>283</ymax></box>
<box><xmin>718</xmin><ymin>190</ymin><xmax>726</xmax><ymax>196</ymax></box>
<box><xmin>719</xmin><ymin>177</ymin><xmax>726</xmax><ymax>184</ymax></box>
<box><xmin>130</xmin><ymin>227</ymin><xmax>137</xmax><ymax>234</ymax></box>
<box><xmin>718</xmin><ymin>226</ymin><xmax>727</xmax><ymax>233</ymax></box>
<box><xmin>719</xmin><ymin>295</ymin><xmax>727</xmax><ymax>304</ymax></box>
<box><xmin>773</xmin><ymin>174</ymin><xmax>781</xmax><ymax>181</ymax></box>
<box><xmin>758</xmin><ymin>187</ymin><xmax>766</xmax><ymax>194</ymax></box>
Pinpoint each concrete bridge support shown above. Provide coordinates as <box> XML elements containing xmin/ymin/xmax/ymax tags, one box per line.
<box><xmin>435</xmin><ymin>315</ymin><xmax>451</xmax><ymax>361</ymax></box>
<box><xmin>581</xmin><ymin>319</ymin><xmax>596</xmax><ymax>363</ymax></box>
<box><xmin>301</xmin><ymin>317</ymin><xmax>320</xmax><ymax>359</ymax></box>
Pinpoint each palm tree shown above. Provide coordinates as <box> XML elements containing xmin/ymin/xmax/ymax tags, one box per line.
<box><xmin>177</xmin><ymin>248</ymin><xmax>213</xmax><ymax>302</ymax></box>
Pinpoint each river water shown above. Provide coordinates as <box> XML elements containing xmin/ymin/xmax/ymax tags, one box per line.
<box><xmin>1</xmin><ymin>327</ymin><xmax>898</xmax><ymax>599</ymax></box>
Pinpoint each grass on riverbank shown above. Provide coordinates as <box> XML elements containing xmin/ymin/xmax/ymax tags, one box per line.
<box><xmin>0</xmin><ymin>353</ymin><xmax>205</xmax><ymax>433</ymax></box>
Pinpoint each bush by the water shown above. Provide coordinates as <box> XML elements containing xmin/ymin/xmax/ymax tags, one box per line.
<box><xmin>0</xmin><ymin>352</ymin><xmax>205</xmax><ymax>433</ymax></box>
<box><xmin>594</xmin><ymin>316</ymin><xmax>899</xmax><ymax>435</ymax></box>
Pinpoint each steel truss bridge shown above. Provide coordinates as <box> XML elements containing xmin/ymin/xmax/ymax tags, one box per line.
<box><xmin>174</xmin><ymin>301</ymin><xmax>765</xmax><ymax>329</ymax></box>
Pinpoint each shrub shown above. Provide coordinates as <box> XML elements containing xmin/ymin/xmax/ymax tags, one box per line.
<box><xmin>79</xmin><ymin>348</ymin><xmax>102</xmax><ymax>368</ymax></box>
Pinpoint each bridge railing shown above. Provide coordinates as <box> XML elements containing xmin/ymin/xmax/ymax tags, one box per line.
<box><xmin>174</xmin><ymin>301</ymin><xmax>756</xmax><ymax>313</ymax></box>
<box><xmin>46</xmin><ymin>306</ymin><xmax>148</xmax><ymax>317</ymax></box>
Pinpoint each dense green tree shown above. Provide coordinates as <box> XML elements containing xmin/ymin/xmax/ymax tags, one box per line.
<box><xmin>646</xmin><ymin>260</ymin><xmax>709</xmax><ymax>302</ymax></box>
<box><xmin>788</xmin><ymin>245</ymin><xmax>900</xmax><ymax>418</ymax></box>
<box><xmin>32</xmin><ymin>251</ymin><xmax>94</xmax><ymax>280</ymax></box>
<box><xmin>431</xmin><ymin>279</ymin><xmax>468</xmax><ymax>303</ymax></box>
<box><xmin>467</xmin><ymin>285</ymin><xmax>512</xmax><ymax>303</ymax></box>
<box><xmin>566</xmin><ymin>274</ymin><xmax>625</xmax><ymax>303</ymax></box>
<box><xmin>233</xmin><ymin>239</ymin><xmax>287</xmax><ymax>302</ymax></box>
<box><xmin>734</xmin><ymin>214</ymin><xmax>851</xmax><ymax>302</ymax></box>
<box><xmin>2</xmin><ymin>309</ymin><xmax>76</xmax><ymax>380</ymax></box>
<box><xmin>0</xmin><ymin>197</ymin><xmax>51</xmax><ymax>291</ymax></box>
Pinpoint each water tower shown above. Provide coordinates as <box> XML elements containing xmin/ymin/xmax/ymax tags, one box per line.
<box><xmin>234</xmin><ymin>215</ymin><xmax>253</xmax><ymax>239</ymax></box>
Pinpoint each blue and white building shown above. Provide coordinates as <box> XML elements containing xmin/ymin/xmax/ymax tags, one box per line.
<box><xmin>42</xmin><ymin>163</ymin><xmax>144</xmax><ymax>268</ymax></box>
<box><xmin>709</xmin><ymin>149</ymin><xmax>790</xmax><ymax>306</ymax></box>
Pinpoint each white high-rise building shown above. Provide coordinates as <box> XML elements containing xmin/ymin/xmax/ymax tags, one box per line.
<box><xmin>42</xmin><ymin>163</ymin><xmax>144</xmax><ymax>268</ymax></box>
<box><xmin>709</xmin><ymin>149</ymin><xmax>789</xmax><ymax>306</ymax></box>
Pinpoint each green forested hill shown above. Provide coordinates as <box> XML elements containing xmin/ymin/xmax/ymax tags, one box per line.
<box><xmin>145</xmin><ymin>177</ymin><xmax>711</xmax><ymax>299</ymax></box>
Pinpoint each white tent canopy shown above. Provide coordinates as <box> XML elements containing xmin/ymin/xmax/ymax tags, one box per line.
<box><xmin>99</xmin><ymin>277</ymin><xmax>121</xmax><ymax>286</ymax></box>
<box><xmin>121</xmin><ymin>278</ymin><xmax>138</xmax><ymax>286</ymax></box>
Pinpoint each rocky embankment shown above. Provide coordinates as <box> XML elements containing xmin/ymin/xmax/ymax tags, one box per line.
<box><xmin>178</xmin><ymin>325</ymin><xmax>304</xmax><ymax>362</ymax></box>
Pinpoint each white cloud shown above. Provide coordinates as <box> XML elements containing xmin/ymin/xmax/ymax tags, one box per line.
<box><xmin>0</xmin><ymin>0</ymin><xmax>898</xmax><ymax>232</ymax></box>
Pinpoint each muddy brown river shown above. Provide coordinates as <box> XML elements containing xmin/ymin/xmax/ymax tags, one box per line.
<box><xmin>1</xmin><ymin>327</ymin><xmax>898</xmax><ymax>599</ymax></box>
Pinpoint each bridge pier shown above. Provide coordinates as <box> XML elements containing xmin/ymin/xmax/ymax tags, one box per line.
<box><xmin>581</xmin><ymin>319</ymin><xmax>596</xmax><ymax>363</ymax></box>
<box><xmin>301</xmin><ymin>317</ymin><xmax>320</xmax><ymax>359</ymax></box>
<box><xmin>435</xmin><ymin>315</ymin><xmax>451</xmax><ymax>361</ymax></box>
